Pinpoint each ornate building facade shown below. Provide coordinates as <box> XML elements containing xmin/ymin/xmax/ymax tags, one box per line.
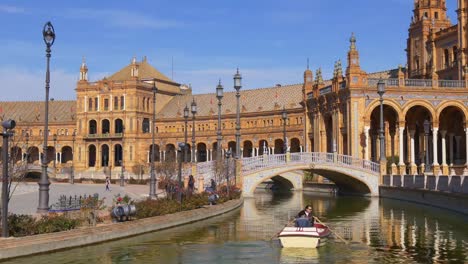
<box><xmin>306</xmin><ymin>0</ymin><xmax>468</xmax><ymax>176</ymax></box>
<box><xmin>1</xmin><ymin>0</ymin><xmax>467</xmax><ymax>179</ymax></box>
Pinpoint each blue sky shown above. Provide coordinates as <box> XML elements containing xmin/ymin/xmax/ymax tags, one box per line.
<box><xmin>0</xmin><ymin>0</ymin><xmax>459</xmax><ymax>101</ymax></box>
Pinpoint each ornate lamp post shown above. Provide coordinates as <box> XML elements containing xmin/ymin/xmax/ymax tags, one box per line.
<box><xmin>38</xmin><ymin>21</ymin><xmax>55</xmax><ymax>213</ymax></box>
<box><xmin>377</xmin><ymin>79</ymin><xmax>387</xmax><ymax>166</ymax></box>
<box><xmin>144</xmin><ymin>78</ymin><xmax>158</xmax><ymax>198</ymax></box>
<box><xmin>2</xmin><ymin>119</ymin><xmax>16</xmax><ymax>237</ymax></box>
<box><xmin>71</xmin><ymin>131</ymin><xmax>75</xmax><ymax>184</ymax></box>
<box><xmin>25</xmin><ymin>133</ymin><xmax>29</xmax><ymax>163</ymax></box>
<box><xmin>225</xmin><ymin>149</ymin><xmax>231</xmax><ymax>198</ymax></box>
<box><xmin>191</xmin><ymin>99</ymin><xmax>197</xmax><ymax>162</ymax></box>
<box><xmin>120</xmin><ymin>126</ymin><xmax>125</xmax><ymax>187</ymax></box>
<box><xmin>233</xmin><ymin>69</ymin><xmax>242</xmax><ymax>158</ymax></box>
<box><xmin>177</xmin><ymin>142</ymin><xmax>185</xmax><ymax>202</ymax></box>
<box><xmin>53</xmin><ymin>134</ymin><xmax>57</xmax><ymax>169</ymax></box>
<box><xmin>282</xmin><ymin>108</ymin><xmax>288</xmax><ymax>154</ymax></box>
<box><xmin>184</xmin><ymin>105</ymin><xmax>189</xmax><ymax>163</ymax></box>
<box><xmin>216</xmin><ymin>80</ymin><xmax>224</xmax><ymax>161</ymax></box>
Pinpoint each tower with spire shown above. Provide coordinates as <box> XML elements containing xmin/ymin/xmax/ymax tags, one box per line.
<box><xmin>406</xmin><ymin>0</ymin><xmax>451</xmax><ymax>78</ymax></box>
<box><xmin>346</xmin><ymin>33</ymin><xmax>366</xmax><ymax>88</ymax></box>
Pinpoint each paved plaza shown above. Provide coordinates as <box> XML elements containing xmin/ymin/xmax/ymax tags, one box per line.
<box><xmin>4</xmin><ymin>182</ymin><xmax>164</xmax><ymax>215</ymax></box>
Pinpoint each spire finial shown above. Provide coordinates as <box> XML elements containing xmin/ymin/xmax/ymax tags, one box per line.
<box><xmin>307</xmin><ymin>58</ymin><xmax>309</xmax><ymax>70</ymax></box>
<box><xmin>350</xmin><ymin>32</ymin><xmax>356</xmax><ymax>51</ymax></box>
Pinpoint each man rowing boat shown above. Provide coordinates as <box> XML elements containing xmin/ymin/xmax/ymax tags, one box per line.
<box><xmin>295</xmin><ymin>205</ymin><xmax>315</xmax><ymax>227</ymax></box>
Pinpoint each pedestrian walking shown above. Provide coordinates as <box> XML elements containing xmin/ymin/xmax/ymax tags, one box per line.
<box><xmin>188</xmin><ymin>175</ymin><xmax>195</xmax><ymax>194</ymax></box>
<box><xmin>105</xmin><ymin>177</ymin><xmax>111</xmax><ymax>191</ymax></box>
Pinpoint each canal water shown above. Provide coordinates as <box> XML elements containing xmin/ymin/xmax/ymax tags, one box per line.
<box><xmin>4</xmin><ymin>190</ymin><xmax>467</xmax><ymax>263</ymax></box>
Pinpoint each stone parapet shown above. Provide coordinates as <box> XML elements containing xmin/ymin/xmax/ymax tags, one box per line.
<box><xmin>0</xmin><ymin>199</ymin><xmax>244</xmax><ymax>260</ymax></box>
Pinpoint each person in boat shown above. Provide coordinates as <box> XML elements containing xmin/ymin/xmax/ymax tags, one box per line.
<box><xmin>295</xmin><ymin>205</ymin><xmax>315</xmax><ymax>227</ymax></box>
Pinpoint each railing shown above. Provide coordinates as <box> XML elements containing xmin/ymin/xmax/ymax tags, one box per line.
<box><xmin>438</xmin><ymin>80</ymin><xmax>466</xmax><ymax>88</ymax></box>
<box><xmin>85</xmin><ymin>133</ymin><xmax>123</xmax><ymax>139</ymax></box>
<box><xmin>240</xmin><ymin>152</ymin><xmax>380</xmax><ymax>175</ymax></box>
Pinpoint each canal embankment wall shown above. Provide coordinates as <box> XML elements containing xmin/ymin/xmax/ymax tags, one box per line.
<box><xmin>0</xmin><ymin>198</ymin><xmax>243</xmax><ymax>260</ymax></box>
<box><xmin>379</xmin><ymin>186</ymin><xmax>468</xmax><ymax>215</ymax></box>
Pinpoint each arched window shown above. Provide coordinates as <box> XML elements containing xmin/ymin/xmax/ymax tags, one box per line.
<box><xmin>102</xmin><ymin>119</ymin><xmax>110</xmax><ymax>134</ymax></box>
<box><xmin>120</xmin><ymin>96</ymin><xmax>125</xmax><ymax>110</ymax></box>
<box><xmin>115</xmin><ymin>119</ymin><xmax>124</xmax><ymax>134</ymax></box>
<box><xmin>89</xmin><ymin>120</ymin><xmax>97</xmax><ymax>134</ymax></box>
<box><xmin>142</xmin><ymin>118</ymin><xmax>150</xmax><ymax>133</ymax></box>
<box><xmin>114</xmin><ymin>96</ymin><xmax>119</xmax><ymax>110</ymax></box>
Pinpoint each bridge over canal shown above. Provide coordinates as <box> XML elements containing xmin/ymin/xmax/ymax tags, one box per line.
<box><xmin>195</xmin><ymin>152</ymin><xmax>381</xmax><ymax>197</ymax></box>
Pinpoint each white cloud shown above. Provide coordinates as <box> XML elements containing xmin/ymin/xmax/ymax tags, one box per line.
<box><xmin>64</xmin><ymin>8</ymin><xmax>184</xmax><ymax>29</ymax></box>
<box><xmin>0</xmin><ymin>5</ymin><xmax>25</xmax><ymax>14</ymax></box>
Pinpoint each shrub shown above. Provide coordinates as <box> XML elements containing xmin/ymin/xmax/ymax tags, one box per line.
<box><xmin>35</xmin><ymin>214</ymin><xmax>81</xmax><ymax>234</ymax></box>
<box><xmin>1</xmin><ymin>213</ymin><xmax>81</xmax><ymax>237</ymax></box>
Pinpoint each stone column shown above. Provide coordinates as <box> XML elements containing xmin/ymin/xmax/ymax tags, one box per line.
<box><xmin>409</xmin><ymin>130</ymin><xmax>417</xmax><ymax>175</ymax></box>
<box><xmin>432</xmin><ymin>127</ymin><xmax>440</xmax><ymax>175</ymax></box>
<box><xmin>364</xmin><ymin>126</ymin><xmax>370</xmax><ymax>161</ymax></box>
<box><xmin>465</xmin><ymin>128</ymin><xmax>468</xmax><ymax>167</ymax></box>
<box><xmin>197</xmin><ymin>176</ymin><xmax>204</xmax><ymax>193</ymax></box>
<box><xmin>440</xmin><ymin>130</ymin><xmax>448</xmax><ymax>175</ymax></box>
<box><xmin>398</xmin><ymin>126</ymin><xmax>406</xmax><ymax>175</ymax></box>
<box><xmin>448</xmin><ymin>133</ymin><xmax>454</xmax><ymax>165</ymax></box>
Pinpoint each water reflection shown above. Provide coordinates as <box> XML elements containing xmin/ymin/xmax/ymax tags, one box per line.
<box><xmin>3</xmin><ymin>190</ymin><xmax>467</xmax><ymax>263</ymax></box>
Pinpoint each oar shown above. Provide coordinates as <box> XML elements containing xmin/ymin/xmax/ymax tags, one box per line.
<box><xmin>313</xmin><ymin>216</ymin><xmax>348</xmax><ymax>244</ymax></box>
<box><xmin>269</xmin><ymin>218</ymin><xmax>295</xmax><ymax>240</ymax></box>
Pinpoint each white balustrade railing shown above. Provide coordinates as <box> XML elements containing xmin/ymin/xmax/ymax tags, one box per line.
<box><xmin>195</xmin><ymin>153</ymin><xmax>380</xmax><ymax>180</ymax></box>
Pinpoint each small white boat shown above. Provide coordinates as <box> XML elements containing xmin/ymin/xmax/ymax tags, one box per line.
<box><xmin>278</xmin><ymin>223</ymin><xmax>331</xmax><ymax>248</ymax></box>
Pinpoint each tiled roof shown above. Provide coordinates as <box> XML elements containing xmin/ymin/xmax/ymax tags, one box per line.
<box><xmin>0</xmin><ymin>101</ymin><xmax>76</xmax><ymax>123</ymax></box>
<box><xmin>107</xmin><ymin>58</ymin><xmax>181</xmax><ymax>94</ymax></box>
<box><xmin>367</xmin><ymin>68</ymin><xmax>404</xmax><ymax>79</ymax></box>
<box><xmin>108</xmin><ymin>59</ymin><xmax>173</xmax><ymax>83</ymax></box>
<box><xmin>158</xmin><ymin>83</ymin><xmax>304</xmax><ymax>119</ymax></box>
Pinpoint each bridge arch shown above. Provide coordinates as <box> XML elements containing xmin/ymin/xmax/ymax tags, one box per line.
<box><xmin>240</xmin><ymin>153</ymin><xmax>379</xmax><ymax>197</ymax></box>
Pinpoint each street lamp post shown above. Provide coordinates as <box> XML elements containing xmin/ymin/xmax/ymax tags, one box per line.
<box><xmin>233</xmin><ymin>69</ymin><xmax>242</xmax><ymax>159</ymax></box>
<box><xmin>120</xmin><ymin>126</ymin><xmax>125</xmax><ymax>187</ymax></box>
<box><xmin>53</xmin><ymin>134</ymin><xmax>57</xmax><ymax>170</ymax></box>
<box><xmin>150</xmin><ymin>78</ymin><xmax>158</xmax><ymax>198</ymax></box>
<box><xmin>71</xmin><ymin>131</ymin><xmax>75</xmax><ymax>184</ymax></box>
<box><xmin>216</xmin><ymin>81</ymin><xmax>224</xmax><ymax>161</ymax></box>
<box><xmin>225</xmin><ymin>149</ymin><xmax>231</xmax><ymax>198</ymax></box>
<box><xmin>2</xmin><ymin>119</ymin><xmax>16</xmax><ymax>237</ymax></box>
<box><xmin>177</xmin><ymin>142</ymin><xmax>185</xmax><ymax>202</ymax></box>
<box><xmin>377</xmin><ymin>79</ymin><xmax>387</xmax><ymax>167</ymax></box>
<box><xmin>38</xmin><ymin>21</ymin><xmax>55</xmax><ymax>213</ymax></box>
<box><xmin>184</xmin><ymin>105</ymin><xmax>189</xmax><ymax>163</ymax></box>
<box><xmin>282</xmin><ymin>108</ymin><xmax>288</xmax><ymax>154</ymax></box>
<box><xmin>191</xmin><ymin>99</ymin><xmax>197</xmax><ymax>163</ymax></box>
<box><xmin>25</xmin><ymin>133</ymin><xmax>29</xmax><ymax>163</ymax></box>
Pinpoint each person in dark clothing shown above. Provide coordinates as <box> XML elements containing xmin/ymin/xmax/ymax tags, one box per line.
<box><xmin>188</xmin><ymin>175</ymin><xmax>195</xmax><ymax>193</ymax></box>
<box><xmin>295</xmin><ymin>205</ymin><xmax>315</xmax><ymax>227</ymax></box>
<box><xmin>210</xmin><ymin>178</ymin><xmax>216</xmax><ymax>191</ymax></box>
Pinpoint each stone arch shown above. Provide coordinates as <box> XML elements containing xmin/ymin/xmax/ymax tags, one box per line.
<box><xmin>258</xmin><ymin>139</ymin><xmax>269</xmax><ymax>155</ymax></box>
<box><xmin>61</xmin><ymin>146</ymin><xmax>73</xmax><ymax>163</ymax></box>
<box><xmin>369</xmin><ymin>104</ymin><xmax>400</xmax><ymax>162</ymax></box>
<box><xmin>101</xmin><ymin>144</ymin><xmax>110</xmax><ymax>167</ymax></box>
<box><xmin>149</xmin><ymin>144</ymin><xmax>160</xmax><ymax>162</ymax></box>
<box><xmin>165</xmin><ymin>144</ymin><xmax>176</xmax><ymax>162</ymax></box>
<box><xmin>290</xmin><ymin>138</ymin><xmax>301</xmax><ymax>153</ymax></box>
<box><xmin>436</xmin><ymin>101</ymin><xmax>467</xmax><ymax>125</ymax></box>
<box><xmin>365</xmin><ymin>99</ymin><xmax>403</xmax><ymax>123</ymax></box>
<box><xmin>274</xmin><ymin>139</ymin><xmax>284</xmax><ymax>154</ymax></box>
<box><xmin>227</xmin><ymin>141</ymin><xmax>236</xmax><ymax>154</ymax></box>
<box><xmin>197</xmin><ymin>142</ymin><xmax>207</xmax><ymax>162</ymax></box>
<box><xmin>115</xmin><ymin>118</ymin><xmax>124</xmax><ymax>133</ymax></box>
<box><xmin>89</xmin><ymin>120</ymin><xmax>97</xmax><ymax>134</ymax></box>
<box><xmin>28</xmin><ymin>146</ymin><xmax>39</xmax><ymax>164</ymax></box>
<box><xmin>243</xmin><ymin>140</ymin><xmax>253</xmax><ymax>157</ymax></box>
<box><xmin>101</xmin><ymin>119</ymin><xmax>110</xmax><ymax>134</ymax></box>
<box><xmin>402</xmin><ymin>100</ymin><xmax>436</xmax><ymax>123</ymax></box>
<box><xmin>114</xmin><ymin>144</ymin><xmax>122</xmax><ymax>166</ymax></box>
<box><xmin>88</xmin><ymin>145</ymin><xmax>96</xmax><ymax>167</ymax></box>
